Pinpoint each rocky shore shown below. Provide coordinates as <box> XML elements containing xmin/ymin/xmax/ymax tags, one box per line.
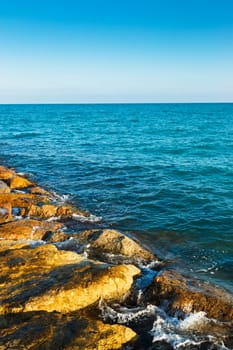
<box><xmin>0</xmin><ymin>165</ymin><xmax>232</xmax><ymax>349</ymax></box>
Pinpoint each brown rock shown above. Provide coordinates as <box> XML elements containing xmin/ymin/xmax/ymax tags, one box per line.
<box><xmin>10</xmin><ymin>175</ymin><xmax>34</xmax><ymax>189</ymax></box>
<box><xmin>145</xmin><ymin>270</ymin><xmax>233</xmax><ymax>322</ymax></box>
<box><xmin>0</xmin><ymin>203</ymin><xmax>12</xmax><ymax>224</ymax></box>
<box><xmin>0</xmin><ymin>193</ymin><xmax>49</xmax><ymax>209</ymax></box>
<box><xmin>0</xmin><ymin>180</ymin><xmax>11</xmax><ymax>194</ymax></box>
<box><xmin>30</xmin><ymin>186</ymin><xmax>53</xmax><ymax>197</ymax></box>
<box><xmin>25</xmin><ymin>203</ymin><xmax>87</xmax><ymax>219</ymax></box>
<box><xmin>0</xmin><ymin>166</ymin><xmax>16</xmax><ymax>180</ymax></box>
<box><xmin>0</xmin><ymin>219</ymin><xmax>63</xmax><ymax>240</ymax></box>
<box><xmin>78</xmin><ymin>229</ymin><xmax>157</xmax><ymax>264</ymax></box>
<box><xmin>0</xmin><ymin>310</ymin><xmax>136</xmax><ymax>350</ymax></box>
<box><xmin>0</xmin><ymin>244</ymin><xmax>140</xmax><ymax>314</ymax></box>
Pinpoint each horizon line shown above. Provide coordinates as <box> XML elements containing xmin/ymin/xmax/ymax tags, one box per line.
<box><xmin>0</xmin><ymin>101</ymin><xmax>233</xmax><ymax>105</ymax></box>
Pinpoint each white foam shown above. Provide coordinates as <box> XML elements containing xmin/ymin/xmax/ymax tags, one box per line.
<box><xmin>151</xmin><ymin>310</ymin><xmax>230</xmax><ymax>349</ymax></box>
<box><xmin>72</xmin><ymin>213</ymin><xmax>102</xmax><ymax>223</ymax></box>
<box><xmin>99</xmin><ymin>300</ymin><xmax>157</xmax><ymax>324</ymax></box>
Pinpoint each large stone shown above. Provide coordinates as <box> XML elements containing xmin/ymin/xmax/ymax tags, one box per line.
<box><xmin>9</xmin><ymin>175</ymin><xmax>34</xmax><ymax>189</ymax></box>
<box><xmin>23</xmin><ymin>203</ymin><xmax>88</xmax><ymax>219</ymax></box>
<box><xmin>0</xmin><ymin>203</ymin><xmax>12</xmax><ymax>224</ymax></box>
<box><xmin>0</xmin><ymin>244</ymin><xmax>140</xmax><ymax>314</ymax></box>
<box><xmin>0</xmin><ymin>166</ymin><xmax>16</xmax><ymax>180</ymax></box>
<box><xmin>78</xmin><ymin>229</ymin><xmax>157</xmax><ymax>264</ymax></box>
<box><xmin>145</xmin><ymin>270</ymin><xmax>233</xmax><ymax>322</ymax></box>
<box><xmin>0</xmin><ymin>180</ymin><xmax>11</xmax><ymax>194</ymax></box>
<box><xmin>0</xmin><ymin>311</ymin><xmax>136</xmax><ymax>350</ymax></box>
<box><xmin>0</xmin><ymin>219</ymin><xmax>63</xmax><ymax>240</ymax></box>
<box><xmin>0</xmin><ymin>193</ymin><xmax>49</xmax><ymax>209</ymax></box>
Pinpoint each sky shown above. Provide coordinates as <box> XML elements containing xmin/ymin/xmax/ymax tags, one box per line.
<box><xmin>0</xmin><ymin>0</ymin><xmax>233</xmax><ymax>103</ymax></box>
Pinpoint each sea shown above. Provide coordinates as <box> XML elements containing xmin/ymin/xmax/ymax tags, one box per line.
<box><xmin>0</xmin><ymin>103</ymin><xmax>233</xmax><ymax>348</ymax></box>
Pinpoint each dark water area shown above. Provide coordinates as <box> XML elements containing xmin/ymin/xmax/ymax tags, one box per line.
<box><xmin>0</xmin><ymin>103</ymin><xmax>233</xmax><ymax>293</ymax></box>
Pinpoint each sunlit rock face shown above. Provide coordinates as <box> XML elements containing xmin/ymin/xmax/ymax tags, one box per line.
<box><xmin>0</xmin><ymin>311</ymin><xmax>136</xmax><ymax>350</ymax></box>
<box><xmin>0</xmin><ymin>166</ymin><xmax>16</xmax><ymax>180</ymax></box>
<box><xmin>145</xmin><ymin>270</ymin><xmax>233</xmax><ymax>322</ymax></box>
<box><xmin>0</xmin><ymin>180</ymin><xmax>11</xmax><ymax>194</ymax></box>
<box><xmin>9</xmin><ymin>175</ymin><xmax>34</xmax><ymax>189</ymax></box>
<box><xmin>0</xmin><ymin>219</ymin><xmax>63</xmax><ymax>240</ymax></box>
<box><xmin>78</xmin><ymin>229</ymin><xmax>158</xmax><ymax>265</ymax></box>
<box><xmin>0</xmin><ymin>244</ymin><xmax>140</xmax><ymax>314</ymax></box>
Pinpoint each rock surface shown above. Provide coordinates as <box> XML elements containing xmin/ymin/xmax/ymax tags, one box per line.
<box><xmin>0</xmin><ymin>166</ymin><xmax>16</xmax><ymax>180</ymax></box>
<box><xmin>0</xmin><ymin>180</ymin><xmax>11</xmax><ymax>194</ymax></box>
<box><xmin>0</xmin><ymin>311</ymin><xmax>136</xmax><ymax>350</ymax></box>
<box><xmin>9</xmin><ymin>175</ymin><xmax>34</xmax><ymax>189</ymax></box>
<box><xmin>0</xmin><ymin>244</ymin><xmax>140</xmax><ymax>314</ymax></box>
<box><xmin>145</xmin><ymin>270</ymin><xmax>233</xmax><ymax>321</ymax></box>
<box><xmin>78</xmin><ymin>229</ymin><xmax>157</xmax><ymax>264</ymax></box>
<box><xmin>0</xmin><ymin>219</ymin><xmax>63</xmax><ymax>240</ymax></box>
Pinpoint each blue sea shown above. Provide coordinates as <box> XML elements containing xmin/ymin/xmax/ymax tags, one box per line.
<box><xmin>1</xmin><ymin>103</ymin><xmax>233</xmax><ymax>293</ymax></box>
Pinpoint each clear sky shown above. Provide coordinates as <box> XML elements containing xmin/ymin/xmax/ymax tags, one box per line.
<box><xmin>0</xmin><ymin>0</ymin><xmax>233</xmax><ymax>103</ymax></box>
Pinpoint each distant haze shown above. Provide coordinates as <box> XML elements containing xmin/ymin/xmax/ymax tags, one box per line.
<box><xmin>0</xmin><ymin>0</ymin><xmax>232</xmax><ymax>103</ymax></box>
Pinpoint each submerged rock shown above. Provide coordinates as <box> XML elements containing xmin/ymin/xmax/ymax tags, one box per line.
<box><xmin>144</xmin><ymin>270</ymin><xmax>233</xmax><ymax>322</ymax></box>
<box><xmin>0</xmin><ymin>310</ymin><xmax>136</xmax><ymax>350</ymax></box>
<box><xmin>78</xmin><ymin>229</ymin><xmax>157</xmax><ymax>265</ymax></box>
<box><xmin>0</xmin><ymin>219</ymin><xmax>63</xmax><ymax>240</ymax></box>
<box><xmin>0</xmin><ymin>243</ymin><xmax>140</xmax><ymax>314</ymax></box>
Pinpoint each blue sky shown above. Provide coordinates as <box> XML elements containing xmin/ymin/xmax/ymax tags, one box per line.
<box><xmin>0</xmin><ymin>0</ymin><xmax>232</xmax><ymax>103</ymax></box>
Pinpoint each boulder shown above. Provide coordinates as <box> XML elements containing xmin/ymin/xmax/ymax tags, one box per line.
<box><xmin>9</xmin><ymin>175</ymin><xmax>34</xmax><ymax>189</ymax></box>
<box><xmin>24</xmin><ymin>203</ymin><xmax>88</xmax><ymax>219</ymax></box>
<box><xmin>0</xmin><ymin>193</ymin><xmax>49</xmax><ymax>209</ymax></box>
<box><xmin>0</xmin><ymin>244</ymin><xmax>140</xmax><ymax>314</ymax></box>
<box><xmin>0</xmin><ymin>311</ymin><xmax>136</xmax><ymax>350</ymax></box>
<box><xmin>0</xmin><ymin>203</ymin><xmax>12</xmax><ymax>224</ymax></box>
<box><xmin>30</xmin><ymin>186</ymin><xmax>53</xmax><ymax>197</ymax></box>
<box><xmin>144</xmin><ymin>270</ymin><xmax>233</xmax><ymax>322</ymax></box>
<box><xmin>0</xmin><ymin>166</ymin><xmax>16</xmax><ymax>180</ymax></box>
<box><xmin>78</xmin><ymin>229</ymin><xmax>157</xmax><ymax>264</ymax></box>
<box><xmin>0</xmin><ymin>219</ymin><xmax>63</xmax><ymax>240</ymax></box>
<box><xmin>0</xmin><ymin>180</ymin><xmax>11</xmax><ymax>194</ymax></box>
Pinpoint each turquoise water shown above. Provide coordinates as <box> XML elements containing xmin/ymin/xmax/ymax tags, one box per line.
<box><xmin>1</xmin><ymin>103</ymin><xmax>233</xmax><ymax>292</ymax></box>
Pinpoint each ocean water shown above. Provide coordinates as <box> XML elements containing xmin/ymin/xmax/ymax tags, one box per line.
<box><xmin>0</xmin><ymin>103</ymin><xmax>233</xmax><ymax>293</ymax></box>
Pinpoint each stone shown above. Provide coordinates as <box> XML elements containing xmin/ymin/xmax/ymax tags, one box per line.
<box><xmin>0</xmin><ymin>166</ymin><xmax>16</xmax><ymax>180</ymax></box>
<box><xmin>0</xmin><ymin>244</ymin><xmax>140</xmax><ymax>314</ymax></box>
<box><xmin>144</xmin><ymin>270</ymin><xmax>233</xmax><ymax>322</ymax></box>
<box><xmin>9</xmin><ymin>175</ymin><xmax>34</xmax><ymax>189</ymax></box>
<box><xmin>0</xmin><ymin>180</ymin><xmax>11</xmax><ymax>194</ymax></box>
<box><xmin>0</xmin><ymin>203</ymin><xmax>12</xmax><ymax>224</ymax></box>
<box><xmin>0</xmin><ymin>193</ymin><xmax>49</xmax><ymax>209</ymax></box>
<box><xmin>24</xmin><ymin>203</ymin><xmax>88</xmax><ymax>219</ymax></box>
<box><xmin>0</xmin><ymin>219</ymin><xmax>63</xmax><ymax>240</ymax></box>
<box><xmin>0</xmin><ymin>311</ymin><xmax>137</xmax><ymax>350</ymax></box>
<box><xmin>30</xmin><ymin>186</ymin><xmax>53</xmax><ymax>197</ymax></box>
<box><xmin>78</xmin><ymin>229</ymin><xmax>157</xmax><ymax>264</ymax></box>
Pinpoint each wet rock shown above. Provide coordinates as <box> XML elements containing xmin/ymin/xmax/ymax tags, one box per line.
<box><xmin>0</xmin><ymin>244</ymin><xmax>140</xmax><ymax>314</ymax></box>
<box><xmin>0</xmin><ymin>219</ymin><xmax>63</xmax><ymax>240</ymax></box>
<box><xmin>0</xmin><ymin>180</ymin><xmax>11</xmax><ymax>194</ymax></box>
<box><xmin>144</xmin><ymin>270</ymin><xmax>233</xmax><ymax>322</ymax></box>
<box><xmin>78</xmin><ymin>229</ymin><xmax>157</xmax><ymax>265</ymax></box>
<box><xmin>0</xmin><ymin>166</ymin><xmax>16</xmax><ymax>180</ymax></box>
<box><xmin>30</xmin><ymin>186</ymin><xmax>53</xmax><ymax>197</ymax></box>
<box><xmin>0</xmin><ymin>310</ymin><xmax>136</xmax><ymax>350</ymax></box>
<box><xmin>9</xmin><ymin>175</ymin><xmax>34</xmax><ymax>189</ymax></box>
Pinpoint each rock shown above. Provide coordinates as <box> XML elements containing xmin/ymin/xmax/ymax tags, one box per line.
<box><xmin>0</xmin><ymin>193</ymin><xmax>49</xmax><ymax>209</ymax></box>
<box><xmin>9</xmin><ymin>175</ymin><xmax>34</xmax><ymax>189</ymax></box>
<box><xmin>0</xmin><ymin>219</ymin><xmax>63</xmax><ymax>240</ymax></box>
<box><xmin>0</xmin><ymin>203</ymin><xmax>12</xmax><ymax>224</ymax></box>
<box><xmin>144</xmin><ymin>270</ymin><xmax>233</xmax><ymax>322</ymax></box>
<box><xmin>24</xmin><ymin>203</ymin><xmax>88</xmax><ymax>219</ymax></box>
<box><xmin>78</xmin><ymin>229</ymin><xmax>157</xmax><ymax>264</ymax></box>
<box><xmin>0</xmin><ymin>310</ymin><xmax>137</xmax><ymax>350</ymax></box>
<box><xmin>0</xmin><ymin>244</ymin><xmax>140</xmax><ymax>314</ymax></box>
<box><xmin>0</xmin><ymin>166</ymin><xmax>16</xmax><ymax>180</ymax></box>
<box><xmin>30</xmin><ymin>186</ymin><xmax>53</xmax><ymax>197</ymax></box>
<box><xmin>0</xmin><ymin>180</ymin><xmax>11</xmax><ymax>194</ymax></box>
